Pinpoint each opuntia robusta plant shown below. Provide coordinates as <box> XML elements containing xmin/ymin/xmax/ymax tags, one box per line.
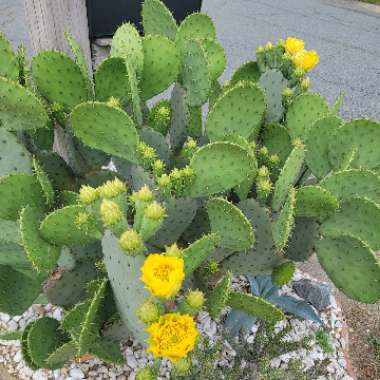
<box><xmin>0</xmin><ymin>0</ymin><xmax>379</xmax><ymax>374</ymax></box>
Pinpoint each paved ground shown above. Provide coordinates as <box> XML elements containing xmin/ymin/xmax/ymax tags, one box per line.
<box><xmin>2</xmin><ymin>0</ymin><xmax>380</xmax><ymax>119</ymax></box>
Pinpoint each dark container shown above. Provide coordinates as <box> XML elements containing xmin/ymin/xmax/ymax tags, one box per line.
<box><xmin>87</xmin><ymin>0</ymin><xmax>203</xmax><ymax>38</ymax></box>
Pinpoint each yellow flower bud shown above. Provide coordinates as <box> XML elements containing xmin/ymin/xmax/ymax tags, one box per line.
<box><xmin>157</xmin><ymin>174</ymin><xmax>171</xmax><ymax>188</ymax></box>
<box><xmin>269</xmin><ymin>154</ymin><xmax>280</xmax><ymax>167</ymax></box>
<box><xmin>282</xmin><ymin>87</ymin><xmax>293</xmax><ymax>98</ymax></box>
<box><xmin>137</xmin><ymin>300</ymin><xmax>161</xmax><ymax>325</ymax></box>
<box><xmin>257</xmin><ymin>178</ymin><xmax>272</xmax><ymax>194</ymax></box>
<box><xmin>165</xmin><ymin>244</ymin><xmax>183</xmax><ymax>258</ymax></box>
<box><xmin>258</xmin><ymin>166</ymin><xmax>270</xmax><ymax>178</ymax></box>
<box><xmin>152</xmin><ymin>160</ymin><xmax>166</xmax><ymax>176</ymax></box>
<box><xmin>119</xmin><ymin>230</ymin><xmax>145</xmax><ymax>255</ymax></box>
<box><xmin>284</xmin><ymin>37</ymin><xmax>305</xmax><ymax>55</ymax></box>
<box><xmin>292</xmin><ymin>138</ymin><xmax>305</xmax><ymax>149</ymax></box>
<box><xmin>100</xmin><ymin>199</ymin><xmax>123</xmax><ymax>226</ymax></box>
<box><xmin>258</xmin><ymin>146</ymin><xmax>269</xmax><ymax>157</ymax></box>
<box><xmin>98</xmin><ymin>178</ymin><xmax>127</xmax><ymax>199</ymax></box>
<box><xmin>301</xmin><ymin>77</ymin><xmax>310</xmax><ymax>91</ymax></box>
<box><xmin>75</xmin><ymin>211</ymin><xmax>90</xmax><ymax>226</ymax></box>
<box><xmin>136</xmin><ymin>367</ymin><xmax>155</xmax><ymax>380</ymax></box>
<box><xmin>185</xmin><ymin>290</ymin><xmax>205</xmax><ymax>311</ymax></box>
<box><xmin>293</xmin><ymin>50</ymin><xmax>319</xmax><ymax>72</ymax></box>
<box><xmin>131</xmin><ymin>185</ymin><xmax>154</xmax><ymax>203</ymax></box>
<box><xmin>265</xmin><ymin>41</ymin><xmax>273</xmax><ymax>50</ymax></box>
<box><xmin>79</xmin><ymin>185</ymin><xmax>98</xmax><ymax>205</ymax></box>
<box><xmin>107</xmin><ymin>96</ymin><xmax>121</xmax><ymax>108</ymax></box>
<box><xmin>144</xmin><ymin>201</ymin><xmax>166</xmax><ymax>221</ymax></box>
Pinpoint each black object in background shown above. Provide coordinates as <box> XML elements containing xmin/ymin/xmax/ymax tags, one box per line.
<box><xmin>87</xmin><ymin>0</ymin><xmax>203</xmax><ymax>38</ymax></box>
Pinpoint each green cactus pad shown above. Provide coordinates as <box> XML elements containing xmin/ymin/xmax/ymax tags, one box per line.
<box><xmin>31</xmin><ymin>51</ymin><xmax>89</xmax><ymax>110</ymax></box>
<box><xmin>186</xmin><ymin>142</ymin><xmax>256</xmax><ymax>197</ymax></box>
<box><xmin>111</xmin><ymin>23</ymin><xmax>144</xmax><ymax>75</ymax></box>
<box><xmin>45</xmin><ymin>341</ymin><xmax>76</xmax><ymax>369</ymax></box>
<box><xmin>149</xmin><ymin>198</ymin><xmax>198</xmax><ymax>247</ymax></box>
<box><xmin>32</xmin><ymin>158</ymin><xmax>55</xmax><ymax>207</ymax></box>
<box><xmin>95</xmin><ymin>57</ymin><xmax>130</xmax><ymax>102</ymax></box>
<box><xmin>0</xmin><ymin>265</ymin><xmax>40</xmax><ymax>315</ymax></box>
<box><xmin>0</xmin><ymin>77</ymin><xmax>48</xmax><ymax>131</ymax></box>
<box><xmin>261</xmin><ymin>123</ymin><xmax>292</xmax><ymax>165</ymax></box>
<box><xmin>200</xmin><ymin>39</ymin><xmax>226</xmax><ymax>82</ymax></box>
<box><xmin>220</xmin><ymin>199</ymin><xmax>283</xmax><ymax>276</ymax></box>
<box><xmin>259</xmin><ymin>69</ymin><xmax>287</xmax><ymax>123</ymax></box>
<box><xmin>64</xmin><ymin>32</ymin><xmax>92</xmax><ymax>94</ymax></box>
<box><xmin>20</xmin><ymin>206</ymin><xmax>60</xmax><ymax>273</ymax></box>
<box><xmin>272</xmin><ymin>261</ymin><xmax>296</xmax><ymax>286</ymax></box>
<box><xmin>142</xmin><ymin>0</ymin><xmax>177</xmax><ymax>40</ymax></box>
<box><xmin>206</xmin><ymin>272</ymin><xmax>232</xmax><ymax>320</ymax></box>
<box><xmin>181</xmin><ymin>207</ymin><xmax>210</xmax><ymax>243</ymax></box>
<box><xmin>295</xmin><ymin>186</ymin><xmax>339</xmax><ymax>220</ymax></box>
<box><xmin>61</xmin><ymin>301</ymin><xmax>89</xmax><ymax>340</ymax></box>
<box><xmin>0</xmin><ymin>173</ymin><xmax>45</xmax><ymax>220</ymax></box>
<box><xmin>21</xmin><ymin>322</ymin><xmax>38</xmax><ymax>369</ymax></box>
<box><xmin>208</xmin><ymin>197</ymin><xmax>255</xmax><ymax>251</ymax></box>
<box><xmin>231</xmin><ymin>61</ymin><xmax>261</xmax><ymax>84</ymax></box>
<box><xmin>183</xmin><ymin>233</ymin><xmax>218</xmax><ymax>275</ymax></box>
<box><xmin>272</xmin><ymin>188</ymin><xmax>296</xmax><ymax>252</ymax></box>
<box><xmin>285</xmin><ymin>218</ymin><xmax>319</xmax><ymax>262</ymax></box>
<box><xmin>0</xmin><ymin>129</ymin><xmax>32</xmax><ymax>176</ymax></box>
<box><xmin>175</xmin><ymin>13</ymin><xmax>216</xmax><ymax>53</ymax></box>
<box><xmin>320</xmin><ymin>169</ymin><xmax>380</xmax><ymax>204</ymax></box>
<box><xmin>102</xmin><ymin>231</ymin><xmax>149</xmax><ymax>344</ymax></box>
<box><xmin>180</xmin><ymin>38</ymin><xmax>210</xmax><ymax>107</ymax></box>
<box><xmin>139</xmin><ymin>127</ymin><xmax>171</xmax><ymax>165</ymax></box>
<box><xmin>78</xmin><ymin>278</ymin><xmax>108</xmax><ymax>355</ymax></box>
<box><xmin>228</xmin><ymin>291</ymin><xmax>285</xmax><ymax>322</ymax></box>
<box><xmin>44</xmin><ymin>258</ymin><xmax>99</xmax><ymax>307</ymax></box>
<box><xmin>126</xmin><ymin>60</ymin><xmax>143</xmax><ymax>126</ymax></box>
<box><xmin>316</xmin><ymin>235</ymin><xmax>380</xmax><ymax>303</ymax></box>
<box><xmin>321</xmin><ymin>197</ymin><xmax>380</xmax><ymax>251</ymax></box>
<box><xmin>286</xmin><ymin>93</ymin><xmax>329</xmax><ymax>140</ymax></box>
<box><xmin>71</xmin><ymin>102</ymin><xmax>138</xmax><ymax>163</ymax></box>
<box><xmin>0</xmin><ymin>219</ymin><xmax>21</xmax><ymax>244</ymax></box>
<box><xmin>305</xmin><ymin>116</ymin><xmax>343</xmax><ymax>178</ymax></box>
<box><xmin>40</xmin><ymin>205</ymin><xmax>101</xmax><ymax>246</ymax></box>
<box><xmin>272</xmin><ymin>144</ymin><xmax>305</xmax><ymax>212</ymax></box>
<box><xmin>27</xmin><ymin>317</ymin><xmax>68</xmax><ymax>369</ymax></box>
<box><xmin>169</xmin><ymin>83</ymin><xmax>190</xmax><ymax>151</ymax></box>
<box><xmin>0</xmin><ymin>32</ymin><xmax>18</xmax><ymax>81</ymax></box>
<box><xmin>90</xmin><ymin>337</ymin><xmax>125</xmax><ymax>365</ymax></box>
<box><xmin>141</xmin><ymin>35</ymin><xmax>180</xmax><ymax>100</ymax></box>
<box><xmin>206</xmin><ymin>81</ymin><xmax>266</xmax><ymax>141</ymax></box>
<box><xmin>328</xmin><ymin>119</ymin><xmax>380</xmax><ymax>172</ymax></box>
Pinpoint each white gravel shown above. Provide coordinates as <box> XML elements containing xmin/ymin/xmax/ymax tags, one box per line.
<box><xmin>0</xmin><ymin>271</ymin><xmax>354</xmax><ymax>380</ymax></box>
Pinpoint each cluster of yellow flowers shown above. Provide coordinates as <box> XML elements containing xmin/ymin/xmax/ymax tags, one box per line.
<box><xmin>284</xmin><ymin>36</ymin><xmax>319</xmax><ymax>72</ymax></box>
<box><xmin>140</xmin><ymin>253</ymin><xmax>200</xmax><ymax>363</ymax></box>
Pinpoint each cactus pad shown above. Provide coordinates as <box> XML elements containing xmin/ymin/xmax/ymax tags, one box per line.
<box><xmin>71</xmin><ymin>102</ymin><xmax>138</xmax><ymax>163</ymax></box>
<box><xmin>321</xmin><ymin>197</ymin><xmax>380</xmax><ymax>251</ymax></box>
<box><xmin>316</xmin><ymin>235</ymin><xmax>380</xmax><ymax>303</ymax></box>
<box><xmin>186</xmin><ymin>142</ymin><xmax>256</xmax><ymax>197</ymax></box>
<box><xmin>31</xmin><ymin>51</ymin><xmax>89</xmax><ymax>110</ymax></box>
<box><xmin>21</xmin><ymin>323</ymin><xmax>38</xmax><ymax>369</ymax></box>
<box><xmin>27</xmin><ymin>317</ymin><xmax>68</xmax><ymax>369</ymax></box>
<box><xmin>231</xmin><ymin>61</ymin><xmax>261</xmax><ymax>84</ymax></box>
<box><xmin>261</xmin><ymin>123</ymin><xmax>292</xmax><ymax>165</ymax></box>
<box><xmin>40</xmin><ymin>205</ymin><xmax>101</xmax><ymax>246</ymax></box>
<box><xmin>111</xmin><ymin>23</ymin><xmax>144</xmax><ymax>75</ymax></box>
<box><xmin>126</xmin><ymin>60</ymin><xmax>143</xmax><ymax>126</ymax></box>
<box><xmin>295</xmin><ymin>186</ymin><xmax>339</xmax><ymax>220</ymax></box>
<box><xmin>206</xmin><ymin>81</ymin><xmax>266</xmax><ymax>141</ymax></box>
<box><xmin>140</xmin><ymin>35</ymin><xmax>180</xmax><ymax>100</ymax></box>
<box><xmin>228</xmin><ymin>291</ymin><xmax>285</xmax><ymax>322</ymax></box>
<box><xmin>272</xmin><ymin>188</ymin><xmax>296</xmax><ymax>252</ymax></box>
<box><xmin>305</xmin><ymin>116</ymin><xmax>342</xmax><ymax>178</ymax></box>
<box><xmin>20</xmin><ymin>206</ymin><xmax>60</xmax><ymax>273</ymax></box>
<box><xmin>95</xmin><ymin>57</ymin><xmax>130</xmax><ymax>102</ymax></box>
<box><xmin>46</xmin><ymin>341</ymin><xmax>76</xmax><ymax>369</ymax></box>
<box><xmin>208</xmin><ymin>197</ymin><xmax>255</xmax><ymax>251</ymax></box>
<box><xmin>0</xmin><ymin>265</ymin><xmax>40</xmax><ymax>315</ymax></box>
<box><xmin>0</xmin><ymin>173</ymin><xmax>45</xmax><ymax>220</ymax></box>
<box><xmin>206</xmin><ymin>272</ymin><xmax>232</xmax><ymax>319</ymax></box>
<box><xmin>180</xmin><ymin>38</ymin><xmax>210</xmax><ymax>107</ymax></box>
<box><xmin>272</xmin><ymin>144</ymin><xmax>305</xmax><ymax>211</ymax></box>
<box><xmin>201</xmin><ymin>39</ymin><xmax>226</xmax><ymax>82</ymax></box>
<box><xmin>0</xmin><ymin>32</ymin><xmax>18</xmax><ymax>81</ymax></box>
<box><xmin>320</xmin><ymin>169</ymin><xmax>380</xmax><ymax>204</ymax></box>
<box><xmin>32</xmin><ymin>158</ymin><xmax>55</xmax><ymax>207</ymax></box>
<box><xmin>142</xmin><ymin>0</ymin><xmax>177</xmax><ymax>40</ymax></box>
<box><xmin>90</xmin><ymin>338</ymin><xmax>125</xmax><ymax>364</ymax></box>
<box><xmin>286</xmin><ymin>93</ymin><xmax>329</xmax><ymax>140</ymax></box>
<box><xmin>328</xmin><ymin>119</ymin><xmax>380</xmax><ymax>172</ymax></box>
<box><xmin>0</xmin><ymin>77</ymin><xmax>48</xmax><ymax>131</ymax></box>
<box><xmin>259</xmin><ymin>69</ymin><xmax>287</xmax><ymax>123</ymax></box>
<box><xmin>0</xmin><ymin>129</ymin><xmax>32</xmax><ymax>176</ymax></box>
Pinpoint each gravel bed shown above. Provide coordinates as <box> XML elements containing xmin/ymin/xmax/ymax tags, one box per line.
<box><xmin>0</xmin><ymin>271</ymin><xmax>354</xmax><ymax>380</ymax></box>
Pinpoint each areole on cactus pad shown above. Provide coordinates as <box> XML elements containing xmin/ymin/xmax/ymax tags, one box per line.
<box><xmin>0</xmin><ymin>0</ymin><xmax>379</xmax><ymax>376</ymax></box>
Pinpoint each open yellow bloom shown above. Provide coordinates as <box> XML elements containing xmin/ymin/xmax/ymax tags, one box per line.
<box><xmin>293</xmin><ymin>49</ymin><xmax>320</xmax><ymax>71</ymax></box>
<box><xmin>284</xmin><ymin>37</ymin><xmax>305</xmax><ymax>55</ymax></box>
<box><xmin>147</xmin><ymin>313</ymin><xmax>198</xmax><ymax>362</ymax></box>
<box><xmin>140</xmin><ymin>254</ymin><xmax>184</xmax><ymax>298</ymax></box>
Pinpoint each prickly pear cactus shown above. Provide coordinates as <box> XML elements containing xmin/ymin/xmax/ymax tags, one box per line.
<box><xmin>0</xmin><ymin>0</ymin><xmax>379</xmax><ymax>373</ymax></box>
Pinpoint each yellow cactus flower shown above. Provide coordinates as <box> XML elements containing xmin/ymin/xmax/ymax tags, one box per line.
<box><xmin>79</xmin><ymin>185</ymin><xmax>98</xmax><ymax>204</ymax></box>
<box><xmin>140</xmin><ymin>254</ymin><xmax>185</xmax><ymax>298</ymax></box>
<box><xmin>284</xmin><ymin>37</ymin><xmax>305</xmax><ymax>55</ymax></box>
<box><xmin>98</xmin><ymin>178</ymin><xmax>127</xmax><ymax>199</ymax></box>
<box><xmin>293</xmin><ymin>50</ymin><xmax>320</xmax><ymax>72</ymax></box>
<box><xmin>100</xmin><ymin>199</ymin><xmax>123</xmax><ymax>226</ymax></box>
<box><xmin>146</xmin><ymin>313</ymin><xmax>198</xmax><ymax>362</ymax></box>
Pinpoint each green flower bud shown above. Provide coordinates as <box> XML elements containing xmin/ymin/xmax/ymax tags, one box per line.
<box><xmin>100</xmin><ymin>199</ymin><xmax>123</xmax><ymax>226</ymax></box>
<box><xmin>138</xmin><ymin>142</ymin><xmax>157</xmax><ymax>169</ymax></box>
<box><xmin>136</xmin><ymin>367</ymin><xmax>156</xmax><ymax>380</ymax></box>
<box><xmin>75</xmin><ymin>211</ymin><xmax>91</xmax><ymax>227</ymax></box>
<box><xmin>130</xmin><ymin>185</ymin><xmax>154</xmax><ymax>204</ymax></box>
<box><xmin>165</xmin><ymin>244</ymin><xmax>183</xmax><ymax>258</ymax></box>
<box><xmin>79</xmin><ymin>185</ymin><xmax>98</xmax><ymax>205</ymax></box>
<box><xmin>107</xmin><ymin>96</ymin><xmax>121</xmax><ymax>108</ymax></box>
<box><xmin>282</xmin><ymin>87</ymin><xmax>294</xmax><ymax>98</ymax></box>
<box><xmin>258</xmin><ymin>166</ymin><xmax>270</xmax><ymax>178</ymax></box>
<box><xmin>98</xmin><ymin>178</ymin><xmax>127</xmax><ymax>199</ymax></box>
<box><xmin>144</xmin><ymin>201</ymin><xmax>166</xmax><ymax>221</ymax></box>
<box><xmin>300</xmin><ymin>77</ymin><xmax>310</xmax><ymax>92</ymax></box>
<box><xmin>119</xmin><ymin>230</ymin><xmax>145</xmax><ymax>255</ymax></box>
<box><xmin>152</xmin><ymin>159</ymin><xmax>166</xmax><ymax>177</ymax></box>
<box><xmin>186</xmin><ymin>289</ymin><xmax>205</xmax><ymax>311</ymax></box>
<box><xmin>137</xmin><ymin>300</ymin><xmax>161</xmax><ymax>325</ymax></box>
<box><xmin>173</xmin><ymin>357</ymin><xmax>192</xmax><ymax>375</ymax></box>
<box><xmin>269</xmin><ymin>154</ymin><xmax>280</xmax><ymax>167</ymax></box>
<box><xmin>149</xmin><ymin>100</ymin><xmax>172</xmax><ymax>135</ymax></box>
